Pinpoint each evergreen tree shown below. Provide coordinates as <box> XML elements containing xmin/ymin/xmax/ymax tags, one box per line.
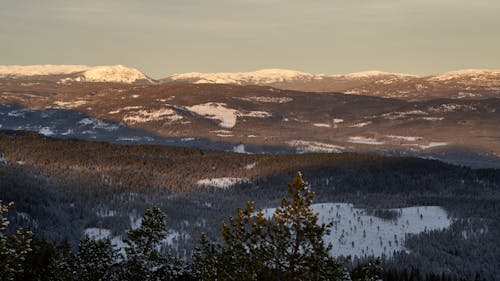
<box><xmin>75</xmin><ymin>237</ymin><xmax>118</xmax><ymax>281</ymax></box>
<box><xmin>0</xmin><ymin>201</ymin><xmax>33</xmax><ymax>281</ymax></box>
<box><xmin>194</xmin><ymin>172</ymin><xmax>351</xmax><ymax>281</ymax></box>
<box><xmin>120</xmin><ymin>207</ymin><xmax>185</xmax><ymax>281</ymax></box>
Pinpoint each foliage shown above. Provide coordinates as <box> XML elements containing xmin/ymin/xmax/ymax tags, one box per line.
<box><xmin>0</xmin><ymin>201</ymin><xmax>32</xmax><ymax>281</ymax></box>
<box><xmin>194</xmin><ymin>172</ymin><xmax>374</xmax><ymax>280</ymax></box>
<box><xmin>119</xmin><ymin>207</ymin><xmax>187</xmax><ymax>281</ymax></box>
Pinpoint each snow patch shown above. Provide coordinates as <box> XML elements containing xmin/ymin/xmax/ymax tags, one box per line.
<box><xmin>348</xmin><ymin>136</ymin><xmax>384</xmax><ymax>145</ymax></box>
<box><xmin>243</xmin><ymin>162</ymin><xmax>256</xmax><ymax>170</ymax></box>
<box><xmin>123</xmin><ymin>108</ymin><xmax>182</xmax><ymax>124</ymax></box>
<box><xmin>78</xmin><ymin>118</ymin><xmax>119</xmax><ymax>131</ymax></box>
<box><xmin>39</xmin><ymin>127</ymin><xmax>55</xmax><ymax>136</ymax></box>
<box><xmin>197</xmin><ymin>178</ymin><xmax>249</xmax><ymax>189</ymax></box>
<box><xmin>386</xmin><ymin>135</ymin><xmax>422</xmax><ymax>142</ymax></box>
<box><xmin>233</xmin><ymin>144</ymin><xmax>247</xmax><ymax>153</ymax></box>
<box><xmin>287</xmin><ymin>140</ymin><xmax>344</xmax><ymax>153</ymax></box>
<box><xmin>84</xmin><ymin>228</ymin><xmax>111</xmax><ymax>241</ymax></box>
<box><xmin>186</xmin><ymin>102</ymin><xmax>270</xmax><ymax>128</ymax></box>
<box><xmin>350</xmin><ymin>121</ymin><xmax>372</xmax><ymax>128</ymax></box>
<box><xmin>53</xmin><ymin>100</ymin><xmax>88</xmax><ymax>108</ymax></box>
<box><xmin>417</xmin><ymin>142</ymin><xmax>449</xmax><ymax>149</ymax></box>
<box><xmin>234</xmin><ymin>96</ymin><xmax>293</xmax><ymax>103</ymax></box>
<box><xmin>313</xmin><ymin>123</ymin><xmax>331</xmax><ymax>128</ymax></box>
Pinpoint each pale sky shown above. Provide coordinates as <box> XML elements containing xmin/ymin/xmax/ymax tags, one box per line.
<box><xmin>1</xmin><ymin>0</ymin><xmax>499</xmax><ymax>78</ymax></box>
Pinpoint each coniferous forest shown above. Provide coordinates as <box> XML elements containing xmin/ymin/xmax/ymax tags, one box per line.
<box><xmin>1</xmin><ymin>130</ymin><xmax>500</xmax><ymax>280</ymax></box>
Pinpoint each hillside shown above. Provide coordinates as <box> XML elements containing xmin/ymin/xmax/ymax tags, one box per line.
<box><xmin>1</xmin><ymin>130</ymin><xmax>500</xmax><ymax>279</ymax></box>
<box><xmin>0</xmin><ymin>79</ymin><xmax>499</xmax><ymax>168</ymax></box>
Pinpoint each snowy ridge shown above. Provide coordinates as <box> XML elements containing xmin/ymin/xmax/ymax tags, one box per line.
<box><xmin>74</xmin><ymin>65</ymin><xmax>152</xmax><ymax>83</ymax></box>
<box><xmin>168</xmin><ymin>69</ymin><xmax>315</xmax><ymax>85</ymax></box>
<box><xmin>327</xmin><ymin>70</ymin><xmax>416</xmax><ymax>79</ymax></box>
<box><xmin>0</xmin><ymin>64</ymin><xmax>151</xmax><ymax>84</ymax></box>
<box><xmin>0</xmin><ymin>65</ymin><xmax>91</xmax><ymax>77</ymax></box>
<box><xmin>167</xmin><ymin>69</ymin><xmax>416</xmax><ymax>85</ymax></box>
<box><xmin>427</xmin><ymin>69</ymin><xmax>500</xmax><ymax>81</ymax></box>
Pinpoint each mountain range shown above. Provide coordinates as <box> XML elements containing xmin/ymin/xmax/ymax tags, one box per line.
<box><xmin>0</xmin><ymin>65</ymin><xmax>499</xmax><ymax>167</ymax></box>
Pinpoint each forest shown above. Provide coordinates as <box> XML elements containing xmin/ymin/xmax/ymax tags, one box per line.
<box><xmin>1</xmin><ymin>130</ymin><xmax>500</xmax><ymax>280</ymax></box>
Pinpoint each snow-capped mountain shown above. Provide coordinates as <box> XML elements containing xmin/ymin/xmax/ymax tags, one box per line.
<box><xmin>0</xmin><ymin>65</ymin><xmax>92</xmax><ymax>77</ymax></box>
<box><xmin>427</xmin><ymin>69</ymin><xmax>500</xmax><ymax>82</ymax></box>
<box><xmin>164</xmin><ymin>68</ymin><xmax>500</xmax><ymax>100</ymax></box>
<box><xmin>166</xmin><ymin>69</ymin><xmax>317</xmax><ymax>85</ymax></box>
<box><xmin>0</xmin><ymin>65</ymin><xmax>152</xmax><ymax>84</ymax></box>
<box><xmin>164</xmin><ymin>69</ymin><xmax>413</xmax><ymax>85</ymax></box>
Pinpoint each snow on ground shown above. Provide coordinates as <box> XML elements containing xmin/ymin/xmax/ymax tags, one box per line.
<box><xmin>168</xmin><ymin>69</ymin><xmax>315</xmax><ymax>85</ymax></box>
<box><xmin>197</xmin><ymin>178</ymin><xmax>250</xmax><ymax>189</ymax></box>
<box><xmin>78</xmin><ymin>118</ymin><xmax>120</xmax><ymax>131</ymax></box>
<box><xmin>421</xmin><ymin>117</ymin><xmax>444</xmax><ymax>121</ymax></box>
<box><xmin>186</xmin><ymin>103</ymin><xmax>238</xmax><ymax>128</ymax></box>
<box><xmin>129</xmin><ymin>212</ymin><xmax>142</xmax><ymax>230</ymax></box>
<box><xmin>181</xmin><ymin>137</ymin><xmax>195</xmax><ymax>142</ymax></box>
<box><xmin>348</xmin><ymin>136</ymin><xmax>384</xmax><ymax>145</ymax></box>
<box><xmin>262</xmin><ymin>203</ymin><xmax>451</xmax><ymax>258</ymax></box>
<box><xmin>287</xmin><ymin>140</ymin><xmax>344</xmax><ymax>153</ymax></box>
<box><xmin>72</xmin><ymin>65</ymin><xmax>151</xmax><ymax>83</ymax></box>
<box><xmin>233</xmin><ymin>144</ymin><xmax>247</xmax><ymax>153</ymax></box>
<box><xmin>96</xmin><ymin>209</ymin><xmax>118</xmax><ymax>218</ymax></box>
<box><xmin>234</xmin><ymin>96</ymin><xmax>293</xmax><ymax>103</ymax></box>
<box><xmin>243</xmin><ymin>162</ymin><xmax>256</xmax><ymax>170</ymax></box>
<box><xmin>381</xmin><ymin>110</ymin><xmax>428</xmax><ymax>120</ymax></box>
<box><xmin>39</xmin><ymin>127</ymin><xmax>55</xmax><ymax>136</ymax></box>
<box><xmin>0</xmin><ymin>65</ymin><xmax>151</xmax><ymax>84</ymax></box>
<box><xmin>52</xmin><ymin>100</ymin><xmax>88</xmax><ymax>108</ymax></box>
<box><xmin>417</xmin><ymin>142</ymin><xmax>449</xmax><ymax>149</ymax></box>
<box><xmin>123</xmin><ymin>108</ymin><xmax>182</xmax><ymax>124</ymax></box>
<box><xmin>386</xmin><ymin>135</ymin><xmax>422</xmax><ymax>142</ymax></box>
<box><xmin>329</xmin><ymin>71</ymin><xmax>416</xmax><ymax>79</ymax></box>
<box><xmin>84</xmin><ymin>228</ymin><xmax>112</xmax><ymax>241</ymax></box>
<box><xmin>428</xmin><ymin>103</ymin><xmax>477</xmax><ymax>113</ymax></box>
<box><xmin>350</xmin><ymin>121</ymin><xmax>372</xmax><ymax>128</ymax></box>
<box><xmin>313</xmin><ymin>123</ymin><xmax>331</xmax><ymax>128</ymax></box>
<box><xmin>427</xmin><ymin>69</ymin><xmax>500</xmax><ymax>81</ymax></box>
<box><xmin>186</xmin><ymin>102</ymin><xmax>271</xmax><ymax>128</ymax></box>
<box><xmin>116</xmin><ymin>136</ymin><xmax>153</xmax><ymax>142</ymax></box>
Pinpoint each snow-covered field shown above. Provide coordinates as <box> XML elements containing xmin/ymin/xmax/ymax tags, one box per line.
<box><xmin>262</xmin><ymin>203</ymin><xmax>452</xmax><ymax>258</ymax></box>
<box><xmin>186</xmin><ymin>102</ymin><xmax>271</xmax><ymax>128</ymax></box>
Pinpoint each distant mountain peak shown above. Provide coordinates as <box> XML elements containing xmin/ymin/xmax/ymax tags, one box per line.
<box><xmin>428</xmin><ymin>69</ymin><xmax>500</xmax><ymax>81</ymax></box>
<box><xmin>329</xmin><ymin>70</ymin><xmax>417</xmax><ymax>79</ymax></box>
<box><xmin>0</xmin><ymin>64</ymin><xmax>151</xmax><ymax>84</ymax></box>
<box><xmin>165</xmin><ymin>69</ymin><xmax>418</xmax><ymax>85</ymax></box>
<box><xmin>168</xmin><ymin>68</ymin><xmax>315</xmax><ymax>85</ymax></box>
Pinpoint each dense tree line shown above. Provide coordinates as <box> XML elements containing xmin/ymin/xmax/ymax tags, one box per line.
<box><xmin>1</xmin><ymin>130</ymin><xmax>500</xmax><ymax>279</ymax></box>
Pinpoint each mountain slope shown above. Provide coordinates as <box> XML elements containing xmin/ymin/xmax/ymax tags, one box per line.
<box><xmin>164</xmin><ymin>69</ymin><xmax>500</xmax><ymax>100</ymax></box>
<box><xmin>1</xmin><ymin>79</ymin><xmax>499</xmax><ymax>167</ymax></box>
<box><xmin>0</xmin><ymin>64</ymin><xmax>153</xmax><ymax>84</ymax></box>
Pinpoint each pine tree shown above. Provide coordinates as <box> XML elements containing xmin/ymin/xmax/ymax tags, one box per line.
<box><xmin>194</xmin><ymin>172</ymin><xmax>350</xmax><ymax>281</ymax></box>
<box><xmin>75</xmin><ymin>237</ymin><xmax>118</xmax><ymax>281</ymax></box>
<box><xmin>0</xmin><ymin>201</ymin><xmax>33</xmax><ymax>281</ymax></box>
<box><xmin>121</xmin><ymin>207</ymin><xmax>185</xmax><ymax>281</ymax></box>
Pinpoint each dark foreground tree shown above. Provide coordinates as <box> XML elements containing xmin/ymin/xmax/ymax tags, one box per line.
<box><xmin>0</xmin><ymin>201</ymin><xmax>32</xmax><ymax>281</ymax></box>
<box><xmin>119</xmin><ymin>207</ymin><xmax>187</xmax><ymax>281</ymax></box>
<box><xmin>194</xmin><ymin>172</ymin><xmax>374</xmax><ymax>281</ymax></box>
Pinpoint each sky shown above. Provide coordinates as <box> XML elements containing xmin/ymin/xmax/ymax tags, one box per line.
<box><xmin>1</xmin><ymin>0</ymin><xmax>499</xmax><ymax>78</ymax></box>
